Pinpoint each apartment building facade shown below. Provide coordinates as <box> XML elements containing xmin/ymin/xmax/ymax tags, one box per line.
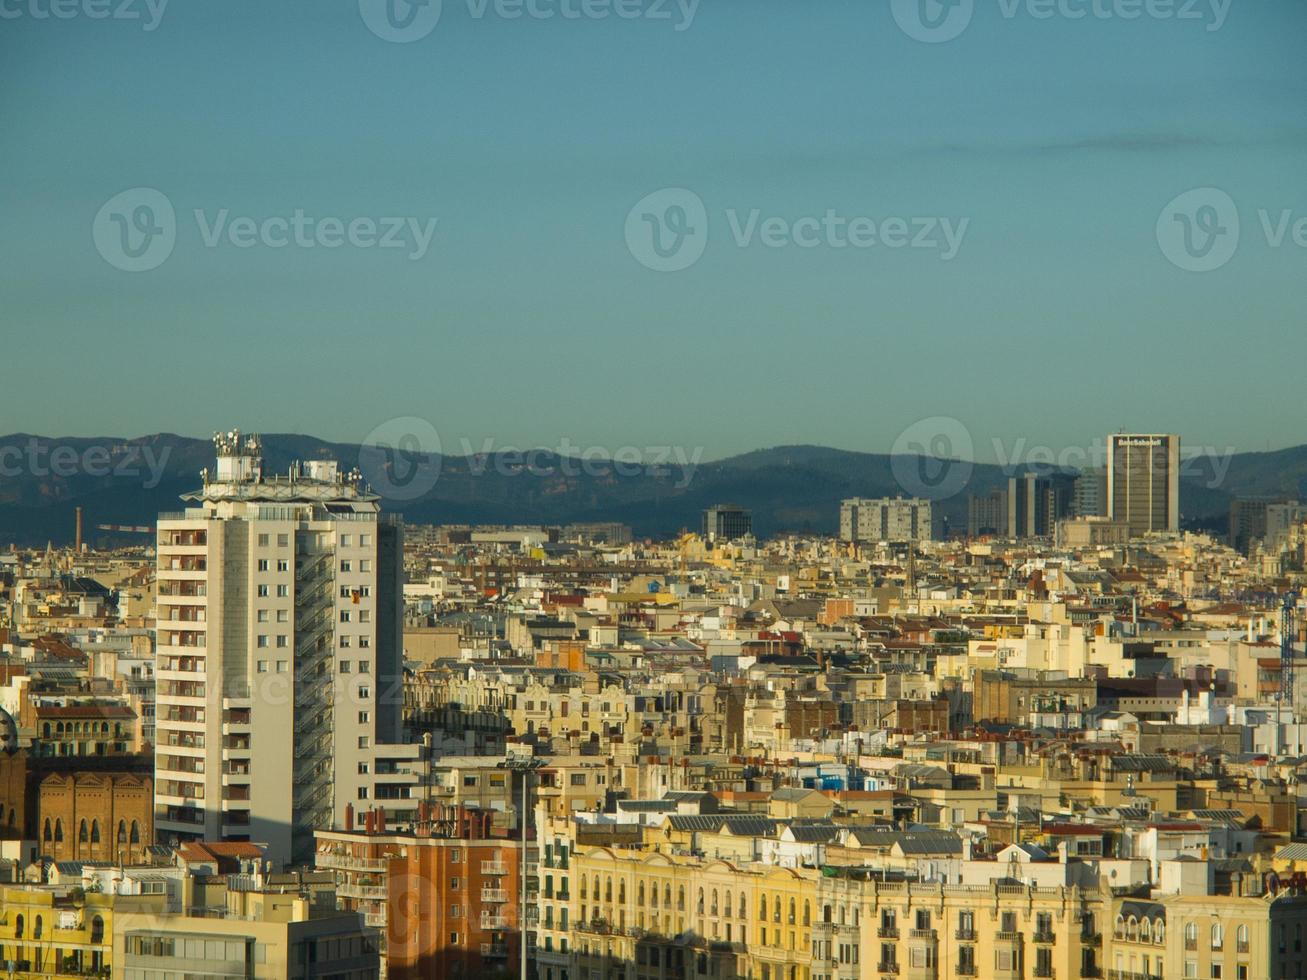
<box><xmin>154</xmin><ymin>432</ymin><xmax>407</xmax><ymax>865</ymax></box>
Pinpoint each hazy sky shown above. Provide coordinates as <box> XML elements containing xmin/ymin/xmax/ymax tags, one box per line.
<box><xmin>2</xmin><ymin>0</ymin><xmax>1304</xmax><ymax>462</ymax></box>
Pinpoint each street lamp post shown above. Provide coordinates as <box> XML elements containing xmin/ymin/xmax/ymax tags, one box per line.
<box><xmin>498</xmin><ymin>757</ymin><xmax>546</xmax><ymax>980</ymax></box>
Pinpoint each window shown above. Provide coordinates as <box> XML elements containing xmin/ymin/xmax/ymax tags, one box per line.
<box><xmin>340</xmin><ymin>560</ymin><xmax>352</xmax><ymax>572</ymax></box>
<box><xmin>276</xmin><ymin>634</ymin><xmax>288</xmax><ymax>648</ymax></box>
<box><xmin>257</xmin><ymin>534</ymin><xmax>270</xmax><ymax>546</ymax></box>
<box><xmin>339</xmin><ymin>660</ymin><xmax>351</xmax><ymax>673</ymax></box>
<box><xmin>257</xmin><ymin>585</ymin><xmax>269</xmax><ymax>597</ymax></box>
<box><xmin>358</xmin><ymin>686</ymin><xmax>371</xmax><ymax>700</ymax></box>
<box><xmin>256</xmin><ymin>661</ymin><xmax>269</xmax><ymax>673</ymax></box>
<box><xmin>257</xmin><ymin>559</ymin><xmax>270</xmax><ymax>572</ymax></box>
<box><xmin>340</xmin><ymin>635</ymin><xmax>352</xmax><ymax>648</ymax></box>
<box><xmin>277</xmin><ymin>533</ymin><xmax>289</xmax><ymax>546</ymax></box>
<box><xmin>359</xmin><ymin>711</ymin><xmax>370</xmax><ymax>723</ymax></box>
<box><xmin>257</xmin><ymin>635</ymin><xmax>269</xmax><ymax>648</ymax></box>
<box><xmin>276</xmin><ymin>584</ymin><xmax>288</xmax><ymax>597</ymax></box>
<box><xmin>358</xmin><ymin>736</ymin><xmax>370</xmax><ymax>749</ymax></box>
<box><xmin>277</xmin><ymin>559</ymin><xmax>289</xmax><ymax>572</ymax></box>
<box><xmin>1212</xmin><ymin>924</ymin><xmax>1224</xmax><ymax>950</ymax></box>
<box><xmin>257</xmin><ymin>609</ymin><xmax>269</xmax><ymax>622</ymax></box>
<box><xmin>358</xmin><ymin>660</ymin><xmax>370</xmax><ymax>672</ymax></box>
<box><xmin>358</xmin><ymin>762</ymin><xmax>370</xmax><ymax>774</ymax></box>
<box><xmin>358</xmin><ymin>787</ymin><xmax>369</xmax><ymax>799</ymax></box>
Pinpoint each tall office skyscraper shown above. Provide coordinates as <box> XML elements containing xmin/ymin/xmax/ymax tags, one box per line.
<box><xmin>702</xmin><ymin>503</ymin><xmax>753</xmax><ymax>542</ymax></box>
<box><xmin>1007</xmin><ymin>473</ymin><xmax>1077</xmax><ymax>538</ymax></box>
<box><xmin>840</xmin><ymin>497</ymin><xmax>936</xmax><ymax>543</ymax></box>
<box><xmin>155</xmin><ymin>432</ymin><xmax>411</xmax><ymax>865</ymax></box>
<box><xmin>1106</xmin><ymin>433</ymin><xmax>1181</xmax><ymax>537</ymax></box>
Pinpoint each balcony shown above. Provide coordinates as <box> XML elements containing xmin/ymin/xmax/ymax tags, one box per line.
<box><xmin>956</xmin><ymin>965</ymin><xmax>977</xmax><ymax>978</ymax></box>
<box><xmin>482</xmin><ymin>861</ymin><xmax>509</xmax><ymax>875</ymax></box>
<box><xmin>481</xmin><ymin>943</ymin><xmax>510</xmax><ymax>958</ymax></box>
<box><xmin>1034</xmin><ymin>930</ymin><xmax>1056</xmax><ymax>944</ymax></box>
<box><xmin>878</xmin><ymin>927</ymin><xmax>900</xmax><ymax>939</ymax></box>
<box><xmin>909</xmin><ymin>928</ymin><xmax>937</xmax><ymax>941</ymax></box>
<box><xmin>955</xmin><ymin>928</ymin><xmax>977</xmax><ymax>941</ymax></box>
<box><xmin>481</xmin><ymin>887</ymin><xmax>508</xmax><ymax>903</ymax></box>
<box><xmin>1033</xmin><ymin>967</ymin><xmax>1054</xmax><ymax>979</ymax></box>
<box><xmin>877</xmin><ymin>963</ymin><xmax>899</xmax><ymax>976</ymax></box>
<box><xmin>996</xmin><ymin>931</ymin><xmax>1021</xmax><ymax>942</ymax></box>
<box><xmin>480</xmin><ymin>915</ymin><xmax>508</xmax><ymax>931</ymax></box>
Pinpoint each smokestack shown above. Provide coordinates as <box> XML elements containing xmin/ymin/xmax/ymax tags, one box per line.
<box><xmin>344</xmin><ymin>803</ymin><xmax>354</xmax><ymax>832</ymax></box>
<box><xmin>75</xmin><ymin>507</ymin><xmax>83</xmax><ymax>552</ymax></box>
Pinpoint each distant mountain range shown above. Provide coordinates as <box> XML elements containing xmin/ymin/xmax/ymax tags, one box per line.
<box><xmin>1</xmin><ymin>432</ymin><xmax>1305</xmax><ymax>546</ymax></box>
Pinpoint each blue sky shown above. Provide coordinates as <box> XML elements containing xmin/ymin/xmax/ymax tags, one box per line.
<box><xmin>1</xmin><ymin>0</ymin><xmax>1304</xmax><ymax>461</ymax></box>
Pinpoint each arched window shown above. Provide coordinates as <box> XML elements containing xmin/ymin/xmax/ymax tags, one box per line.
<box><xmin>618</xmin><ymin>880</ymin><xmax>625</xmax><ymax>904</ymax></box>
<box><xmin>697</xmin><ymin>888</ymin><xmax>705</xmax><ymax>914</ymax></box>
<box><xmin>604</xmin><ymin>877</ymin><xmax>612</xmax><ymax>902</ymax></box>
<box><xmin>638</xmin><ymin>882</ymin><xmax>645</xmax><ymax>906</ymax></box>
<box><xmin>739</xmin><ymin>894</ymin><xmax>746</xmax><ymax>919</ymax></box>
<box><xmin>1115</xmin><ymin>915</ymin><xmax>1125</xmax><ymax>939</ymax></box>
<box><xmin>42</xmin><ymin>723</ymin><xmax>51</xmax><ymax>738</ymax></box>
<box><xmin>1185</xmin><ymin>922</ymin><xmax>1198</xmax><ymax>948</ymax></box>
<box><xmin>90</xmin><ymin>915</ymin><xmax>104</xmax><ymax>944</ymax></box>
<box><xmin>804</xmin><ymin>901</ymin><xmax>811</xmax><ymax>926</ymax></box>
<box><xmin>580</xmin><ymin>876</ymin><xmax>587</xmax><ymax>898</ymax></box>
<box><xmin>130</xmin><ymin>821</ymin><xmax>140</xmax><ymax>844</ymax></box>
<box><xmin>43</xmin><ymin>819</ymin><xmax>51</xmax><ymax>842</ymax></box>
<box><xmin>664</xmin><ymin>884</ymin><xmax>671</xmax><ymax>908</ymax></box>
<box><xmin>759</xmin><ymin>896</ymin><xmax>767</xmax><ymax>921</ymax></box>
<box><xmin>118</xmin><ymin>820</ymin><xmax>127</xmax><ymax>842</ymax></box>
<box><xmin>1140</xmin><ymin>919</ymin><xmax>1151</xmax><ymax>942</ymax></box>
<box><xmin>725</xmin><ymin>890</ymin><xmax>733</xmax><ymax>918</ymax></box>
<box><xmin>79</xmin><ymin>820</ymin><xmax>89</xmax><ymax>843</ymax></box>
<box><xmin>711</xmin><ymin>889</ymin><xmax>718</xmax><ymax>916</ymax></box>
<box><xmin>1126</xmin><ymin>916</ymin><xmax>1137</xmax><ymax>941</ymax></box>
<box><xmin>824</xmin><ymin>904</ymin><xmax>833</xmax><ymax>924</ymax></box>
<box><xmin>773</xmin><ymin>897</ymin><xmax>781</xmax><ymax>923</ymax></box>
<box><xmin>54</xmin><ymin>819</ymin><xmax>64</xmax><ymax>842</ymax></box>
<box><xmin>90</xmin><ymin>820</ymin><xmax>101</xmax><ymax>844</ymax></box>
<box><xmin>33</xmin><ymin>916</ymin><xmax>42</xmax><ymax>940</ymax></box>
<box><xmin>1211</xmin><ymin>923</ymin><xmax>1223</xmax><ymax>950</ymax></box>
<box><xmin>789</xmin><ymin>898</ymin><xmax>796</xmax><ymax>924</ymax></box>
<box><xmin>14</xmin><ymin>915</ymin><xmax>22</xmax><ymax>939</ymax></box>
<box><xmin>677</xmin><ymin>886</ymin><xmax>685</xmax><ymax>911</ymax></box>
<box><xmin>1155</xmin><ymin>919</ymin><xmax>1165</xmax><ymax>944</ymax></box>
<box><xmin>1237</xmin><ymin>924</ymin><xmax>1248</xmax><ymax>952</ymax></box>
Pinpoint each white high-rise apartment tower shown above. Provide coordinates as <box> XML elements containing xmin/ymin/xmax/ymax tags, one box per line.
<box><xmin>154</xmin><ymin>431</ymin><xmax>410</xmax><ymax>865</ymax></box>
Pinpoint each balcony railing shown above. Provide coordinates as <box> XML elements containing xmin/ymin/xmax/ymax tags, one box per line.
<box><xmin>482</xmin><ymin>861</ymin><xmax>509</xmax><ymax>875</ymax></box>
<box><xmin>1034</xmin><ymin>930</ymin><xmax>1056</xmax><ymax>944</ymax></box>
<box><xmin>877</xmin><ymin>927</ymin><xmax>899</xmax><ymax>939</ymax></box>
<box><xmin>877</xmin><ymin>963</ymin><xmax>899</xmax><ymax>976</ymax></box>
<box><xmin>955</xmin><ymin>928</ymin><xmax>977</xmax><ymax>941</ymax></box>
<box><xmin>481</xmin><ymin>888</ymin><xmax>508</xmax><ymax>903</ymax></box>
